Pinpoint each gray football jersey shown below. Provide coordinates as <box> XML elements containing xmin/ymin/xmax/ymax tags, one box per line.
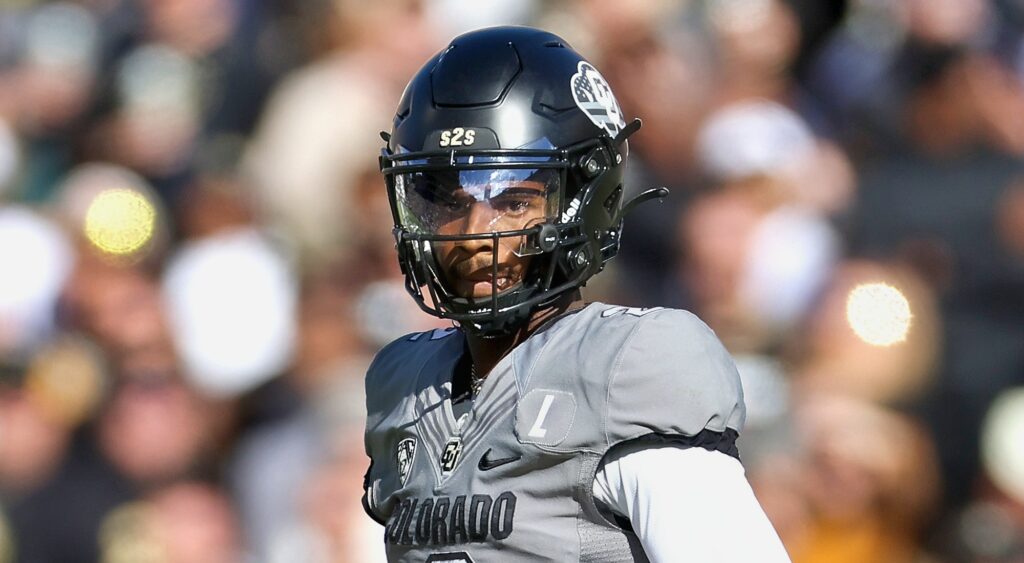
<box><xmin>362</xmin><ymin>303</ymin><xmax>746</xmax><ymax>562</ymax></box>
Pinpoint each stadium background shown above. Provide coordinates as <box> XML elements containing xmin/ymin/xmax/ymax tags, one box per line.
<box><xmin>1</xmin><ymin>0</ymin><xmax>1023</xmax><ymax>561</ymax></box>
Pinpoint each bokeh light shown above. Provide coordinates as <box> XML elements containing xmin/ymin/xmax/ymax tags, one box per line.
<box><xmin>0</xmin><ymin>207</ymin><xmax>73</xmax><ymax>354</ymax></box>
<box><xmin>98</xmin><ymin>502</ymin><xmax>162</xmax><ymax>563</ymax></box>
<box><xmin>845</xmin><ymin>282</ymin><xmax>912</xmax><ymax>346</ymax></box>
<box><xmin>982</xmin><ymin>388</ymin><xmax>1024</xmax><ymax>504</ymax></box>
<box><xmin>162</xmin><ymin>229</ymin><xmax>297</xmax><ymax>397</ymax></box>
<box><xmin>25</xmin><ymin>2</ymin><xmax>100</xmax><ymax>71</ymax></box>
<box><xmin>83</xmin><ymin>189</ymin><xmax>156</xmax><ymax>257</ymax></box>
<box><xmin>24</xmin><ymin>337</ymin><xmax>107</xmax><ymax>427</ymax></box>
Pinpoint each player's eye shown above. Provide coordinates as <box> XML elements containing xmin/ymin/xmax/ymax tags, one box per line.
<box><xmin>492</xmin><ymin>197</ymin><xmax>535</xmax><ymax>216</ymax></box>
<box><xmin>433</xmin><ymin>195</ymin><xmax>474</xmax><ymax>223</ymax></box>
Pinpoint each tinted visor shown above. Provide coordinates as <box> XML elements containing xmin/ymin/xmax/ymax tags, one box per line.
<box><xmin>394</xmin><ymin>168</ymin><xmax>560</xmax><ymax>237</ymax></box>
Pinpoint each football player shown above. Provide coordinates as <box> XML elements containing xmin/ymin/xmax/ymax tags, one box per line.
<box><xmin>363</xmin><ymin>26</ymin><xmax>790</xmax><ymax>562</ymax></box>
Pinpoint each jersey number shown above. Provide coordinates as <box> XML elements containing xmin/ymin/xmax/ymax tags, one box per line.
<box><xmin>439</xmin><ymin>127</ymin><xmax>476</xmax><ymax>147</ymax></box>
<box><xmin>527</xmin><ymin>394</ymin><xmax>556</xmax><ymax>439</ymax></box>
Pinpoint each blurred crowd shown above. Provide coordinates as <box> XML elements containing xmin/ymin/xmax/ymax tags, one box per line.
<box><xmin>0</xmin><ymin>0</ymin><xmax>1023</xmax><ymax>562</ymax></box>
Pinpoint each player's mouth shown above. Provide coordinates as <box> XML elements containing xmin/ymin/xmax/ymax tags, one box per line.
<box><xmin>451</xmin><ymin>262</ymin><xmax>523</xmax><ymax>296</ymax></box>
<box><xmin>462</xmin><ymin>272</ymin><xmax>516</xmax><ymax>291</ymax></box>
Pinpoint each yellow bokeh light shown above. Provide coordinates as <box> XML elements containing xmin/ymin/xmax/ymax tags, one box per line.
<box><xmin>846</xmin><ymin>282</ymin><xmax>912</xmax><ymax>346</ymax></box>
<box><xmin>83</xmin><ymin>189</ymin><xmax>156</xmax><ymax>256</ymax></box>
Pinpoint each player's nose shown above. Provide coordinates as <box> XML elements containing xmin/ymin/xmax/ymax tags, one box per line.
<box><xmin>464</xmin><ymin>201</ymin><xmax>499</xmax><ymax>235</ymax></box>
<box><xmin>452</xmin><ymin>203</ymin><xmax>498</xmax><ymax>254</ymax></box>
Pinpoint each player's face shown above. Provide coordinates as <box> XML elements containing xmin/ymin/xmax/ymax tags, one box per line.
<box><xmin>434</xmin><ymin>179</ymin><xmax>548</xmax><ymax>298</ymax></box>
<box><xmin>393</xmin><ymin>168</ymin><xmax>559</xmax><ymax>299</ymax></box>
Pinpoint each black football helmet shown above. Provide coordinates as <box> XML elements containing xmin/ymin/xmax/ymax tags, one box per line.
<box><xmin>380</xmin><ymin>26</ymin><xmax>663</xmax><ymax>335</ymax></box>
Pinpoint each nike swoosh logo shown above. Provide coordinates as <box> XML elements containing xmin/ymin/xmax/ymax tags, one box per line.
<box><xmin>478</xmin><ymin>448</ymin><xmax>521</xmax><ymax>471</ymax></box>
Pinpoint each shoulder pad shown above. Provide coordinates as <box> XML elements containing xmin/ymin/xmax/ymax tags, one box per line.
<box><xmin>604</xmin><ymin>308</ymin><xmax>745</xmax><ymax>445</ymax></box>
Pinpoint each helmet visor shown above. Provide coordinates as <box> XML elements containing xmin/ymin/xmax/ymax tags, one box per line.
<box><xmin>394</xmin><ymin>168</ymin><xmax>561</xmax><ymax>237</ymax></box>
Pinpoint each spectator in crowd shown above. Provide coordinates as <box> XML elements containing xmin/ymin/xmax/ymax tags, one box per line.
<box><xmin>679</xmin><ymin>100</ymin><xmax>844</xmax><ymax>351</ymax></box>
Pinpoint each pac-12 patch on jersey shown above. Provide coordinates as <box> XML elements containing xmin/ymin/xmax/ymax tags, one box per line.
<box><xmin>396</xmin><ymin>438</ymin><xmax>417</xmax><ymax>486</ymax></box>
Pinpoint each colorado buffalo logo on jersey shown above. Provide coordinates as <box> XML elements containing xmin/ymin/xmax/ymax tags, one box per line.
<box><xmin>440</xmin><ymin>437</ymin><xmax>463</xmax><ymax>474</ymax></box>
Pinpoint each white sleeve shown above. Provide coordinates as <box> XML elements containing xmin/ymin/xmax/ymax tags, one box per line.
<box><xmin>592</xmin><ymin>444</ymin><xmax>791</xmax><ymax>563</ymax></box>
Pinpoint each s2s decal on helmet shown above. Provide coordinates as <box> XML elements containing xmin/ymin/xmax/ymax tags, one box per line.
<box><xmin>570</xmin><ymin>61</ymin><xmax>625</xmax><ymax>138</ymax></box>
<box><xmin>439</xmin><ymin>127</ymin><xmax>476</xmax><ymax>147</ymax></box>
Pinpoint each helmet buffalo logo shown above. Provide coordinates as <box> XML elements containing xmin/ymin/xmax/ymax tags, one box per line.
<box><xmin>570</xmin><ymin>61</ymin><xmax>625</xmax><ymax>138</ymax></box>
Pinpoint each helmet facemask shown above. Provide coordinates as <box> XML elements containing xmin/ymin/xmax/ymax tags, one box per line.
<box><xmin>382</xmin><ymin>139</ymin><xmax>620</xmax><ymax>336</ymax></box>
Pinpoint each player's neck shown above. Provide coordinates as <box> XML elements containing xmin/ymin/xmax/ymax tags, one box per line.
<box><xmin>465</xmin><ymin>292</ymin><xmax>584</xmax><ymax>379</ymax></box>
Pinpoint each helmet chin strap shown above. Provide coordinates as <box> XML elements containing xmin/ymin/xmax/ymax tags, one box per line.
<box><xmin>459</xmin><ymin>287</ymin><xmax>583</xmax><ymax>340</ymax></box>
<box><xmin>451</xmin><ymin>282</ymin><xmax>534</xmax><ymax>338</ymax></box>
<box><xmin>452</xmin><ymin>281</ymin><xmax>527</xmax><ymax>308</ymax></box>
